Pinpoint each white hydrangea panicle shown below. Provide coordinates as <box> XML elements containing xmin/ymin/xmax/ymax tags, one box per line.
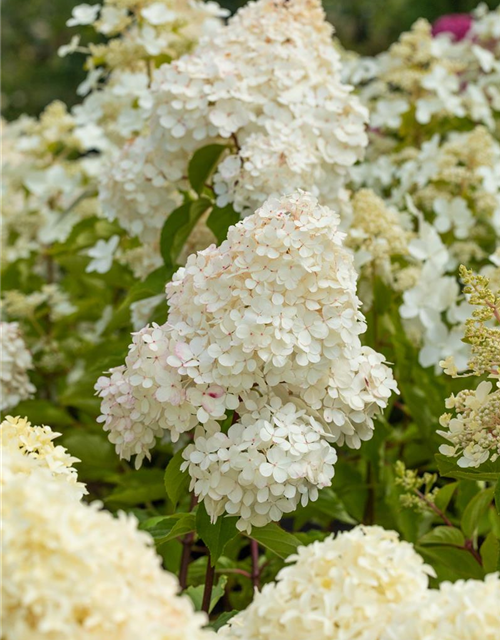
<box><xmin>182</xmin><ymin>392</ymin><xmax>337</xmax><ymax>533</ymax></box>
<box><xmin>96</xmin><ymin>191</ymin><xmax>397</xmax><ymax>524</ymax></box>
<box><xmin>99</xmin><ymin>0</ymin><xmax>368</xmax><ymax>246</ymax></box>
<box><xmin>1</xmin><ymin>443</ymin><xmax>214</xmax><ymax>640</ymax></box>
<box><xmin>220</xmin><ymin>525</ymin><xmax>435</xmax><ymax>639</ymax></box>
<box><xmin>1</xmin><ymin>415</ymin><xmax>86</xmax><ymax>496</ymax></box>
<box><xmin>383</xmin><ymin>573</ymin><xmax>500</xmax><ymax>640</ymax></box>
<box><xmin>0</xmin><ymin>322</ymin><xmax>36</xmax><ymax>411</ymax></box>
<box><xmin>96</xmin><ymin>191</ymin><xmax>397</xmax><ymax>466</ymax></box>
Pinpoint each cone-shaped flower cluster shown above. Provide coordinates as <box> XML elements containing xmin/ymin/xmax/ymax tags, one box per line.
<box><xmin>220</xmin><ymin>525</ymin><xmax>500</xmax><ymax>640</ymax></box>
<box><xmin>1</xmin><ymin>416</ymin><xmax>214</xmax><ymax>640</ymax></box>
<box><xmin>96</xmin><ymin>192</ymin><xmax>397</xmax><ymax>531</ymax></box>
<box><xmin>99</xmin><ymin>0</ymin><xmax>368</xmax><ymax>250</ymax></box>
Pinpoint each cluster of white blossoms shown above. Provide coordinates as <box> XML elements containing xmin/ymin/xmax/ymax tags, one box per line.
<box><xmin>342</xmin><ymin>5</ymin><xmax>500</xmax><ymax>372</ymax></box>
<box><xmin>99</xmin><ymin>0</ymin><xmax>368</xmax><ymax>266</ymax></box>
<box><xmin>220</xmin><ymin>525</ymin><xmax>435</xmax><ymax>639</ymax></box>
<box><xmin>0</xmin><ymin>322</ymin><xmax>35</xmax><ymax>411</ymax></box>
<box><xmin>220</xmin><ymin>524</ymin><xmax>500</xmax><ymax>640</ymax></box>
<box><xmin>96</xmin><ymin>191</ymin><xmax>397</xmax><ymax>531</ymax></box>
<box><xmin>1</xmin><ymin>417</ymin><xmax>214</xmax><ymax>640</ymax></box>
<box><xmin>384</xmin><ymin>574</ymin><xmax>500</xmax><ymax>640</ymax></box>
<box><xmin>63</xmin><ymin>0</ymin><xmax>228</xmax><ymax>144</ymax></box>
<box><xmin>182</xmin><ymin>392</ymin><xmax>338</xmax><ymax>531</ymax></box>
<box><xmin>1</xmin><ymin>415</ymin><xmax>86</xmax><ymax>495</ymax></box>
<box><xmin>1</xmin><ymin>103</ymin><xmax>102</xmax><ymax>266</ymax></box>
<box><xmin>438</xmin><ymin>266</ymin><xmax>500</xmax><ymax>468</ymax></box>
<box><xmin>343</xmin><ymin>5</ymin><xmax>500</xmax><ymax>132</ymax></box>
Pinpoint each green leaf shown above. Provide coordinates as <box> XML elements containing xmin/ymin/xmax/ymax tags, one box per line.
<box><xmin>249</xmin><ymin>523</ymin><xmax>301</xmax><ymax>559</ymax></box>
<box><xmin>461</xmin><ymin>487</ymin><xmax>495</xmax><ymax>538</ymax></box>
<box><xmin>309</xmin><ymin>488</ymin><xmax>357</xmax><ymax>524</ymax></box>
<box><xmin>495</xmin><ymin>478</ymin><xmax>500</xmax><ymax>515</ymax></box>
<box><xmin>164</xmin><ymin>449</ymin><xmax>190</xmax><ymax>510</ymax></box>
<box><xmin>106</xmin><ymin>265</ymin><xmax>174</xmax><ymax>331</ymax></box>
<box><xmin>140</xmin><ymin>513</ymin><xmax>196</xmax><ymax>545</ymax></box>
<box><xmin>480</xmin><ymin>531</ymin><xmax>500</xmax><ymax>574</ymax></box>
<box><xmin>105</xmin><ymin>469</ymin><xmax>166</xmax><ymax>506</ymax></box>
<box><xmin>417</xmin><ymin>545</ymin><xmax>484</xmax><ymax>581</ymax></box>
<box><xmin>207</xmin><ymin>204</ymin><xmax>239</xmax><ymax>244</ymax></box>
<box><xmin>196</xmin><ymin>502</ymin><xmax>238</xmax><ymax>566</ymax></box>
<box><xmin>160</xmin><ymin>198</ymin><xmax>212</xmax><ymax>266</ymax></box>
<box><xmin>13</xmin><ymin>399</ymin><xmax>74</xmax><ymax>428</ymax></box>
<box><xmin>209</xmin><ymin>610</ymin><xmax>238</xmax><ymax>631</ymax></box>
<box><xmin>186</xmin><ymin>575</ymin><xmax>227</xmax><ymax>613</ymax></box>
<box><xmin>436</xmin><ymin>454</ymin><xmax>500</xmax><ymax>483</ymax></box>
<box><xmin>188</xmin><ymin>144</ymin><xmax>227</xmax><ymax>194</ymax></box>
<box><xmin>63</xmin><ymin>432</ymin><xmax>119</xmax><ymax>482</ymax></box>
<box><xmin>419</xmin><ymin>526</ymin><xmax>464</xmax><ymax>547</ymax></box>
<box><xmin>434</xmin><ymin>482</ymin><xmax>458</xmax><ymax>512</ymax></box>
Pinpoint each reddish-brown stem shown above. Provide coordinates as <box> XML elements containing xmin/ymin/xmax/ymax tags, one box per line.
<box><xmin>250</xmin><ymin>539</ymin><xmax>260</xmax><ymax>590</ymax></box>
<box><xmin>415</xmin><ymin>490</ymin><xmax>483</xmax><ymax>566</ymax></box>
<box><xmin>202</xmin><ymin>557</ymin><xmax>216</xmax><ymax>614</ymax></box>
<box><xmin>218</xmin><ymin>568</ymin><xmax>252</xmax><ymax>579</ymax></box>
<box><xmin>464</xmin><ymin>538</ymin><xmax>483</xmax><ymax>565</ymax></box>
<box><xmin>415</xmin><ymin>490</ymin><xmax>454</xmax><ymax>527</ymax></box>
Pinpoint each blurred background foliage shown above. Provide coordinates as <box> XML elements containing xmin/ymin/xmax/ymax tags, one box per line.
<box><xmin>1</xmin><ymin>0</ymin><xmax>498</xmax><ymax>120</ymax></box>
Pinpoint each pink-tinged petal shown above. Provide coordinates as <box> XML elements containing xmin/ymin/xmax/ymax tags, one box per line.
<box><xmin>206</xmin><ymin>384</ymin><xmax>225</xmax><ymax>399</ymax></box>
<box><xmin>174</xmin><ymin>342</ymin><xmax>192</xmax><ymax>362</ymax></box>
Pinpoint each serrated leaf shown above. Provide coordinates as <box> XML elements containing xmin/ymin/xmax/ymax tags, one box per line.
<box><xmin>209</xmin><ymin>610</ymin><xmax>238</xmax><ymax>631</ymax></box>
<box><xmin>140</xmin><ymin>512</ymin><xmax>195</xmax><ymax>544</ymax></box>
<box><xmin>160</xmin><ymin>198</ymin><xmax>212</xmax><ymax>266</ymax></box>
<box><xmin>164</xmin><ymin>449</ymin><xmax>190</xmax><ymax>509</ymax></box>
<box><xmin>249</xmin><ymin>523</ymin><xmax>301</xmax><ymax>559</ymax></box>
<box><xmin>434</xmin><ymin>482</ymin><xmax>458</xmax><ymax>512</ymax></box>
<box><xmin>196</xmin><ymin>502</ymin><xmax>238</xmax><ymax>565</ymax></box>
<box><xmin>419</xmin><ymin>526</ymin><xmax>464</xmax><ymax>547</ymax></box>
<box><xmin>207</xmin><ymin>203</ymin><xmax>239</xmax><ymax>244</ymax></box>
<box><xmin>495</xmin><ymin>478</ymin><xmax>500</xmax><ymax>515</ymax></box>
<box><xmin>186</xmin><ymin>575</ymin><xmax>227</xmax><ymax>613</ymax></box>
<box><xmin>436</xmin><ymin>454</ymin><xmax>500</xmax><ymax>483</ymax></box>
<box><xmin>417</xmin><ymin>545</ymin><xmax>484</xmax><ymax>581</ymax></box>
<box><xmin>461</xmin><ymin>487</ymin><xmax>495</xmax><ymax>538</ymax></box>
<box><xmin>310</xmin><ymin>488</ymin><xmax>357</xmax><ymax>524</ymax></box>
<box><xmin>480</xmin><ymin>531</ymin><xmax>500</xmax><ymax>573</ymax></box>
<box><xmin>188</xmin><ymin>144</ymin><xmax>228</xmax><ymax>194</ymax></box>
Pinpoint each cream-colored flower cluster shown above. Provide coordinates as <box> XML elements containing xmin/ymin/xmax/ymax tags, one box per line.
<box><xmin>1</xmin><ymin>417</ymin><xmax>214</xmax><ymax>640</ymax></box>
<box><xmin>1</xmin><ymin>104</ymin><xmax>101</xmax><ymax>266</ymax></box>
<box><xmin>347</xmin><ymin>188</ymin><xmax>409</xmax><ymax>291</ymax></box>
<box><xmin>63</xmin><ymin>0</ymin><xmax>228</xmax><ymax>144</ymax></box>
<box><xmin>438</xmin><ymin>266</ymin><xmax>500</xmax><ymax>468</ymax></box>
<box><xmin>344</xmin><ymin>6</ymin><xmax>500</xmax><ymax>372</ymax></box>
<box><xmin>384</xmin><ymin>573</ymin><xmax>500</xmax><ymax>640</ymax></box>
<box><xmin>1</xmin><ymin>415</ymin><xmax>86</xmax><ymax>495</ymax></box>
<box><xmin>99</xmin><ymin>0</ymin><xmax>368</xmax><ymax>262</ymax></box>
<box><xmin>344</xmin><ymin>6</ymin><xmax>500</xmax><ymax>131</ymax></box>
<box><xmin>96</xmin><ymin>191</ymin><xmax>397</xmax><ymax>531</ymax></box>
<box><xmin>220</xmin><ymin>525</ymin><xmax>500</xmax><ymax>640</ymax></box>
<box><xmin>220</xmin><ymin>525</ymin><xmax>436</xmax><ymax>639</ymax></box>
<box><xmin>0</xmin><ymin>322</ymin><xmax>36</xmax><ymax>411</ymax></box>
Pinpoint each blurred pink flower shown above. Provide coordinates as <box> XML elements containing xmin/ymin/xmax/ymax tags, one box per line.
<box><xmin>432</xmin><ymin>13</ymin><xmax>473</xmax><ymax>41</ymax></box>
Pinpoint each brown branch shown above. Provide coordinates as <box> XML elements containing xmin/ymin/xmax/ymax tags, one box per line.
<box><xmin>202</xmin><ymin>557</ymin><xmax>216</xmax><ymax>614</ymax></box>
